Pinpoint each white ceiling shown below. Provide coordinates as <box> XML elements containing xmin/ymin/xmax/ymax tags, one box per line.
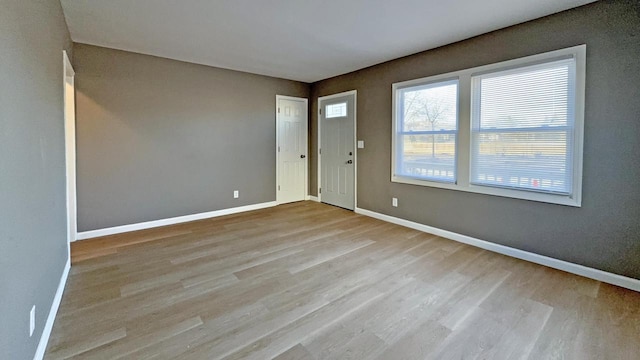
<box><xmin>60</xmin><ymin>0</ymin><xmax>595</xmax><ymax>83</ymax></box>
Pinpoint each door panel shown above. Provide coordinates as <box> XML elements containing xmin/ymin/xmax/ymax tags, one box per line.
<box><xmin>320</xmin><ymin>93</ymin><xmax>355</xmax><ymax>210</ymax></box>
<box><xmin>277</xmin><ymin>97</ymin><xmax>307</xmax><ymax>204</ymax></box>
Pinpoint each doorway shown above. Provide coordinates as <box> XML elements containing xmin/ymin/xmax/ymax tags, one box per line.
<box><xmin>318</xmin><ymin>90</ymin><xmax>356</xmax><ymax>210</ymax></box>
<box><xmin>63</xmin><ymin>51</ymin><xmax>76</xmax><ymax>251</ymax></box>
<box><xmin>276</xmin><ymin>95</ymin><xmax>308</xmax><ymax>204</ymax></box>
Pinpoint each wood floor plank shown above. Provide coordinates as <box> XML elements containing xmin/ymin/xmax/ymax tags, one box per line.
<box><xmin>85</xmin><ymin>316</ymin><xmax>203</xmax><ymax>359</ymax></box>
<box><xmin>44</xmin><ymin>201</ymin><xmax>640</xmax><ymax>359</ymax></box>
<box><xmin>219</xmin><ymin>286</ymin><xmax>386</xmax><ymax>360</ymax></box>
<box><xmin>126</xmin><ymin>301</ymin><xmax>271</xmax><ymax>359</ymax></box>
<box><xmin>375</xmin><ymin>320</ymin><xmax>450</xmax><ymax>360</ymax></box>
<box><xmin>302</xmin><ymin>277</ymin><xmax>432</xmax><ymax>359</ymax></box>
<box><xmin>272</xmin><ymin>344</ymin><xmax>315</xmax><ymax>360</ymax></box>
<box><xmin>45</xmin><ymin>327</ymin><xmax>126</xmax><ymax>359</ymax></box>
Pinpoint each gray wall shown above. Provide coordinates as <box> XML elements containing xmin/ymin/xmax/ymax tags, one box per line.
<box><xmin>310</xmin><ymin>0</ymin><xmax>640</xmax><ymax>279</ymax></box>
<box><xmin>73</xmin><ymin>44</ymin><xmax>309</xmax><ymax>231</ymax></box>
<box><xmin>0</xmin><ymin>0</ymin><xmax>73</xmax><ymax>359</ymax></box>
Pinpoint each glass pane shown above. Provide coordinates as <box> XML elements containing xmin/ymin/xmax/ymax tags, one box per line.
<box><xmin>397</xmin><ymin>134</ymin><xmax>456</xmax><ymax>183</ymax></box>
<box><xmin>476</xmin><ymin>60</ymin><xmax>572</xmax><ymax>129</ymax></box>
<box><xmin>400</xmin><ymin>81</ymin><xmax>458</xmax><ymax>132</ymax></box>
<box><xmin>471</xmin><ymin>130</ymin><xmax>571</xmax><ymax>194</ymax></box>
<box><xmin>326</xmin><ymin>102</ymin><xmax>347</xmax><ymax>118</ymax></box>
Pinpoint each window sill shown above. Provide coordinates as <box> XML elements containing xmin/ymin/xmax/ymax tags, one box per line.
<box><xmin>391</xmin><ymin>175</ymin><xmax>581</xmax><ymax>207</ymax></box>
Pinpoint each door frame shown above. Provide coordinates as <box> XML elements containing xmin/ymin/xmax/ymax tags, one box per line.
<box><xmin>275</xmin><ymin>95</ymin><xmax>309</xmax><ymax>205</ymax></box>
<box><xmin>317</xmin><ymin>90</ymin><xmax>357</xmax><ymax>209</ymax></box>
<box><xmin>63</xmin><ymin>50</ymin><xmax>76</xmax><ymax>254</ymax></box>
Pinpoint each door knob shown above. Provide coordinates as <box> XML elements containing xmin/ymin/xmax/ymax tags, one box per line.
<box><xmin>346</xmin><ymin>160</ymin><xmax>353</xmax><ymax>164</ymax></box>
<box><xmin>300</xmin><ymin>155</ymin><xmax>306</xmax><ymax>159</ymax></box>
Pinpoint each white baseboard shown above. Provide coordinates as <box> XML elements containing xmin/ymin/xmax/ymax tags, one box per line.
<box><xmin>355</xmin><ymin>207</ymin><xmax>640</xmax><ymax>293</ymax></box>
<box><xmin>33</xmin><ymin>257</ymin><xmax>70</xmax><ymax>360</ymax></box>
<box><xmin>76</xmin><ymin>201</ymin><xmax>277</xmax><ymax>241</ymax></box>
<box><xmin>308</xmin><ymin>196</ymin><xmax>319</xmax><ymax>202</ymax></box>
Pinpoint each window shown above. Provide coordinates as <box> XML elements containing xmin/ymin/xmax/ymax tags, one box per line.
<box><xmin>392</xmin><ymin>45</ymin><xmax>585</xmax><ymax>206</ymax></box>
<box><xmin>394</xmin><ymin>79</ymin><xmax>459</xmax><ymax>183</ymax></box>
<box><xmin>325</xmin><ymin>102</ymin><xmax>347</xmax><ymax>118</ymax></box>
<box><xmin>471</xmin><ymin>59</ymin><xmax>576</xmax><ymax>195</ymax></box>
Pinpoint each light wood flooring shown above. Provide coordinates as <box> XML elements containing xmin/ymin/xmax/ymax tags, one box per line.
<box><xmin>46</xmin><ymin>201</ymin><xmax>640</xmax><ymax>359</ymax></box>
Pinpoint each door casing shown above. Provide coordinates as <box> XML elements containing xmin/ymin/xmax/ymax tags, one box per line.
<box><xmin>317</xmin><ymin>90</ymin><xmax>357</xmax><ymax>210</ymax></box>
<box><xmin>63</xmin><ymin>50</ymin><xmax>76</xmax><ymax>253</ymax></box>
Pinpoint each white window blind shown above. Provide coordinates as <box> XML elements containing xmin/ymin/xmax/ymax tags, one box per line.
<box><xmin>471</xmin><ymin>58</ymin><xmax>576</xmax><ymax>195</ymax></box>
<box><xmin>395</xmin><ymin>79</ymin><xmax>459</xmax><ymax>183</ymax></box>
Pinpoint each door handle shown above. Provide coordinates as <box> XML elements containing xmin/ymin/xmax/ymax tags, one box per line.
<box><xmin>346</xmin><ymin>160</ymin><xmax>353</xmax><ymax>164</ymax></box>
<box><xmin>300</xmin><ymin>155</ymin><xmax>306</xmax><ymax>159</ymax></box>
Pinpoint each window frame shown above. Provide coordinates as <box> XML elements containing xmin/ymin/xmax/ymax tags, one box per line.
<box><xmin>393</xmin><ymin>77</ymin><xmax>460</xmax><ymax>184</ymax></box>
<box><xmin>391</xmin><ymin>45</ymin><xmax>586</xmax><ymax>207</ymax></box>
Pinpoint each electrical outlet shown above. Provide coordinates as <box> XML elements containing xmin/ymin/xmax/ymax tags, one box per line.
<box><xmin>233</xmin><ymin>190</ymin><xmax>239</xmax><ymax>199</ymax></box>
<box><xmin>392</xmin><ymin>198</ymin><xmax>398</xmax><ymax>207</ymax></box>
<box><xmin>30</xmin><ymin>305</ymin><xmax>35</xmax><ymax>337</ymax></box>
<box><xmin>357</xmin><ymin>140</ymin><xmax>365</xmax><ymax>149</ymax></box>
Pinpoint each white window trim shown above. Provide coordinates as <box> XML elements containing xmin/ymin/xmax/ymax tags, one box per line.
<box><xmin>391</xmin><ymin>45</ymin><xmax>586</xmax><ymax>207</ymax></box>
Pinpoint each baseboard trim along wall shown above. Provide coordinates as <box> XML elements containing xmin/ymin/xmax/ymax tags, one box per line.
<box><xmin>355</xmin><ymin>207</ymin><xmax>640</xmax><ymax>293</ymax></box>
<box><xmin>33</xmin><ymin>258</ymin><xmax>70</xmax><ymax>360</ymax></box>
<box><xmin>76</xmin><ymin>201</ymin><xmax>278</xmax><ymax>241</ymax></box>
<box><xmin>308</xmin><ymin>196</ymin><xmax>319</xmax><ymax>202</ymax></box>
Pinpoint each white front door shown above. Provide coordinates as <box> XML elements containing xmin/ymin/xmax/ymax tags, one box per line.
<box><xmin>319</xmin><ymin>92</ymin><xmax>356</xmax><ymax>210</ymax></box>
<box><xmin>277</xmin><ymin>96</ymin><xmax>308</xmax><ymax>204</ymax></box>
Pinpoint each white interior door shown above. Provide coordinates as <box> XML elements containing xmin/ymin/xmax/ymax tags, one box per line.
<box><xmin>63</xmin><ymin>51</ymin><xmax>77</xmax><ymax>246</ymax></box>
<box><xmin>277</xmin><ymin>96</ymin><xmax>308</xmax><ymax>204</ymax></box>
<box><xmin>319</xmin><ymin>92</ymin><xmax>356</xmax><ymax>210</ymax></box>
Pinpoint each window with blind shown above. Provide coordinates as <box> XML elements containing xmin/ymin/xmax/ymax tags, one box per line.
<box><xmin>394</xmin><ymin>79</ymin><xmax>459</xmax><ymax>183</ymax></box>
<box><xmin>391</xmin><ymin>45</ymin><xmax>585</xmax><ymax>206</ymax></box>
<box><xmin>471</xmin><ymin>58</ymin><xmax>576</xmax><ymax>195</ymax></box>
